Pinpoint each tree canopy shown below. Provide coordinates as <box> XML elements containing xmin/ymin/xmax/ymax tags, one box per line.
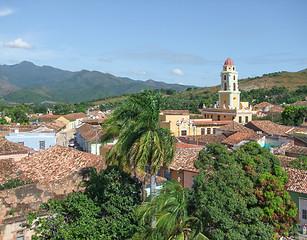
<box><xmin>23</xmin><ymin>166</ymin><xmax>142</xmax><ymax>239</ymax></box>
<box><xmin>189</xmin><ymin>143</ymin><xmax>299</xmax><ymax>240</ymax></box>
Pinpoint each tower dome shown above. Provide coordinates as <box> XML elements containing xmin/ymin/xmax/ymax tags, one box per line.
<box><xmin>224</xmin><ymin>58</ymin><xmax>234</xmax><ymax>66</ymax></box>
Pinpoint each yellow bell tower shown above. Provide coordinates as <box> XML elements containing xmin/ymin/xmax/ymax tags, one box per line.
<box><xmin>218</xmin><ymin>58</ymin><xmax>240</xmax><ymax>109</ymax></box>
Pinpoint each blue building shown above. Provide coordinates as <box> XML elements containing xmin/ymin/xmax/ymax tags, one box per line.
<box><xmin>6</xmin><ymin>131</ymin><xmax>56</xmax><ymax>151</ymax></box>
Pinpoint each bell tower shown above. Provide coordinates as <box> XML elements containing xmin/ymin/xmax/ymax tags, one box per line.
<box><xmin>218</xmin><ymin>58</ymin><xmax>240</xmax><ymax>109</ymax></box>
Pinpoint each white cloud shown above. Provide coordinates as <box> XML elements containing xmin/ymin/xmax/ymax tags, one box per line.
<box><xmin>137</xmin><ymin>71</ymin><xmax>148</xmax><ymax>76</ymax></box>
<box><xmin>3</xmin><ymin>38</ymin><xmax>33</xmax><ymax>49</ymax></box>
<box><xmin>98</xmin><ymin>57</ymin><xmax>111</xmax><ymax>62</ymax></box>
<box><xmin>172</xmin><ymin>68</ymin><xmax>184</xmax><ymax>76</ymax></box>
<box><xmin>0</xmin><ymin>8</ymin><xmax>14</xmax><ymax>17</ymax></box>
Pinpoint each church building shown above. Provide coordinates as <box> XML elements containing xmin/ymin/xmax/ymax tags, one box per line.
<box><xmin>201</xmin><ymin>58</ymin><xmax>253</xmax><ymax>124</ymax></box>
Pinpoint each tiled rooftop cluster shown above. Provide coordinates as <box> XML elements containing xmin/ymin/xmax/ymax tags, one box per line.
<box><xmin>178</xmin><ymin>134</ymin><xmax>227</xmax><ymax>146</ymax></box>
<box><xmin>63</xmin><ymin>113</ymin><xmax>88</xmax><ymax>121</ymax></box>
<box><xmin>170</xmin><ymin>144</ymin><xmax>204</xmax><ymax>172</ymax></box>
<box><xmin>0</xmin><ymin>158</ymin><xmax>20</xmax><ymax>182</ymax></box>
<box><xmin>284</xmin><ymin>167</ymin><xmax>307</xmax><ymax>194</ymax></box>
<box><xmin>0</xmin><ymin>138</ymin><xmax>33</xmax><ymax>155</ymax></box>
<box><xmin>218</xmin><ymin>121</ymin><xmax>255</xmax><ymax>133</ymax></box>
<box><xmin>14</xmin><ymin>145</ymin><xmax>105</xmax><ymax>184</ymax></box>
<box><xmin>222</xmin><ymin>132</ymin><xmax>263</xmax><ymax>146</ymax></box>
<box><xmin>77</xmin><ymin>123</ymin><xmax>103</xmax><ymax>142</ymax></box>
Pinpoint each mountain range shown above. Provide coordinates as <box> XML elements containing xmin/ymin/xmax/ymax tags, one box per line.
<box><xmin>0</xmin><ymin>61</ymin><xmax>193</xmax><ymax>104</ymax></box>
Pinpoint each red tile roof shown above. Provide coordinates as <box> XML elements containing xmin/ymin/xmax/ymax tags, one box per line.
<box><xmin>284</xmin><ymin>167</ymin><xmax>307</xmax><ymax>194</ymax></box>
<box><xmin>170</xmin><ymin>148</ymin><xmax>202</xmax><ymax>172</ymax></box>
<box><xmin>293</xmin><ymin>100</ymin><xmax>307</xmax><ymax>106</ymax></box>
<box><xmin>0</xmin><ymin>158</ymin><xmax>20</xmax><ymax>182</ymax></box>
<box><xmin>63</xmin><ymin>113</ymin><xmax>88</xmax><ymax>121</ymax></box>
<box><xmin>160</xmin><ymin>110</ymin><xmax>190</xmax><ymax>115</ymax></box>
<box><xmin>77</xmin><ymin>123</ymin><xmax>103</xmax><ymax>142</ymax></box>
<box><xmin>285</xmin><ymin>145</ymin><xmax>307</xmax><ymax>156</ymax></box>
<box><xmin>252</xmin><ymin>102</ymin><xmax>274</xmax><ymax>111</ymax></box>
<box><xmin>245</xmin><ymin>121</ymin><xmax>293</xmax><ymax>136</ymax></box>
<box><xmin>15</xmin><ymin>145</ymin><xmax>105</xmax><ymax>184</ymax></box>
<box><xmin>0</xmin><ymin>138</ymin><xmax>33</xmax><ymax>155</ymax></box>
<box><xmin>222</xmin><ymin>132</ymin><xmax>263</xmax><ymax>146</ymax></box>
<box><xmin>192</xmin><ymin>120</ymin><xmax>232</xmax><ymax>126</ymax></box>
<box><xmin>175</xmin><ymin>142</ymin><xmax>203</xmax><ymax>149</ymax></box>
<box><xmin>218</xmin><ymin>121</ymin><xmax>255</xmax><ymax>133</ymax></box>
<box><xmin>178</xmin><ymin>134</ymin><xmax>227</xmax><ymax>146</ymax></box>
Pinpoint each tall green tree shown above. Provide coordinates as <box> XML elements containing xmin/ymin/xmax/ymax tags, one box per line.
<box><xmin>135</xmin><ymin>181</ymin><xmax>208</xmax><ymax>240</ymax></box>
<box><xmin>189</xmin><ymin>143</ymin><xmax>298</xmax><ymax>240</ymax></box>
<box><xmin>103</xmin><ymin>90</ymin><xmax>175</xmax><ymax>197</ymax></box>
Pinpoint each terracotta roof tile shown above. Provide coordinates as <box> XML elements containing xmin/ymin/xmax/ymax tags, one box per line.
<box><xmin>160</xmin><ymin>110</ymin><xmax>190</xmax><ymax>115</ymax></box>
<box><xmin>63</xmin><ymin>113</ymin><xmax>88</xmax><ymax>121</ymax></box>
<box><xmin>178</xmin><ymin>134</ymin><xmax>227</xmax><ymax>146</ymax></box>
<box><xmin>0</xmin><ymin>138</ymin><xmax>33</xmax><ymax>155</ymax></box>
<box><xmin>218</xmin><ymin>121</ymin><xmax>255</xmax><ymax>133</ymax></box>
<box><xmin>285</xmin><ymin>145</ymin><xmax>307</xmax><ymax>156</ymax></box>
<box><xmin>252</xmin><ymin>102</ymin><xmax>274</xmax><ymax>111</ymax></box>
<box><xmin>0</xmin><ymin>158</ymin><xmax>20</xmax><ymax>182</ymax></box>
<box><xmin>77</xmin><ymin>123</ymin><xmax>103</xmax><ymax>142</ymax></box>
<box><xmin>175</xmin><ymin>142</ymin><xmax>203</xmax><ymax>149</ymax></box>
<box><xmin>170</xmin><ymin>146</ymin><xmax>203</xmax><ymax>172</ymax></box>
<box><xmin>293</xmin><ymin>100</ymin><xmax>307</xmax><ymax>106</ymax></box>
<box><xmin>284</xmin><ymin>167</ymin><xmax>307</xmax><ymax>194</ymax></box>
<box><xmin>14</xmin><ymin>145</ymin><xmax>106</xmax><ymax>184</ymax></box>
<box><xmin>245</xmin><ymin>120</ymin><xmax>293</xmax><ymax>136</ymax></box>
<box><xmin>193</xmin><ymin>120</ymin><xmax>232</xmax><ymax>126</ymax></box>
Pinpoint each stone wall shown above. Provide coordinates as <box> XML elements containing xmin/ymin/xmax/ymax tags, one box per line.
<box><xmin>0</xmin><ymin>169</ymin><xmax>88</xmax><ymax>240</ymax></box>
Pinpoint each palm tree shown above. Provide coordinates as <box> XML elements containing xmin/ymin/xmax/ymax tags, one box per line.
<box><xmin>103</xmin><ymin>90</ymin><xmax>175</xmax><ymax>197</ymax></box>
<box><xmin>134</xmin><ymin>181</ymin><xmax>208</xmax><ymax>239</ymax></box>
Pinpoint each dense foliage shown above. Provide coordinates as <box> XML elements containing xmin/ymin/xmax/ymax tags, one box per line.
<box><xmin>287</xmin><ymin>155</ymin><xmax>307</xmax><ymax>170</ymax></box>
<box><xmin>189</xmin><ymin>143</ymin><xmax>298</xmax><ymax>240</ymax></box>
<box><xmin>0</xmin><ymin>178</ymin><xmax>31</xmax><ymax>190</ymax></box>
<box><xmin>23</xmin><ymin>166</ymin><xmax>142</xmax><ymax>239</ymax></box>
<box><xmin>281</xmin><ymin>105</ymin><xmax>307</xmax><ymax>126</ymax></box>
<box><xmin>241</xmin><ymin>86</ymin><xmax>307</xmax><ymax>105</ymax></box>
<box><xmin>135</xmin><ymin>181</ymin><xmax>208</xmax><ymax>239</ymax></box>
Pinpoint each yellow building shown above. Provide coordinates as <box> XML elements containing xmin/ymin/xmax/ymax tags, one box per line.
<box><xmin>201</xmin><ymin>58</ymin><xmax>254</xmax><ymax>124</ymax></box>
<box><xmin>159</xmin><ymin>110</ymin><xmax>231</xmax><ymax>137</ymax></box>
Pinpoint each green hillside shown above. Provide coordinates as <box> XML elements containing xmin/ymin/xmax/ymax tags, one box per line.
<box><xmin>4</xmin><ymin>86</ymin><xmax>64</xmax><ymax>104</ymax></box>
<box><xmin>0</xmin><ymin>62</ymin><xmax>192</xmax><ymax>104</ymax></box>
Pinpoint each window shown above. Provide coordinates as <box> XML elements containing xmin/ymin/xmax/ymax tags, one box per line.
<box><xmin>39</xmin><ymin>141</ymin><xmax>46</xmax><ymax>150</ymax></box>
<box><xmin>213</xmin><ymin>128</ymin><xmax>217</xmax><ymax>134</ymax></box>
<box><xmin>224</xmin><ymin>83</ymin><xmax>227</xmax><ymax>90</ymax></box>
<box><xmin>201</xmin><ymin>128</ymin><xmax>205</xmax><ymax>135</ymax></box>
<box><xmin>16</xmin><ymin>230</ymin><xmax>24</xmax><ymax>240</ymax></box>
<box><xmin>233</xmin><ymin>67</ymin><xmax>235</xmax><ymax>70</ymax></box>
<box><xmin>239</xmin><ymin>116</ymin><xmax>242</xmax><ymax>123</ymax></box>
<box><xmin>233</xmin><ymin>76</ymin><xmax>235</xmax><ymax>80</ymax></box>
<box><xmin>223</xmin><ymin>75</ymin><xmax>226</xmax><ymax>80</ymax></box>
<box><xmin>303</xmin><ymin>209</ymin><xmax>307</xmax><ymax>219</ymax></box>
<box><xmin>233</xmin><ymin>82</ymin><xmax>236</xmax><ymax>91</ymax></box>
<box><xmin>224</xmin><ymin>115</ymin><xmax>226</xmax><ymax>118</ymax></box>
<box><xmin>207</xmin><ymin>128</ymin><xmax>211</xmax><ymax>135</ymax></box>
<box><xmin>181</xmin><ymin>130</ymin><xmax>187</xmax><ymax>136</ymax></box>
<box><xmin>245</xmin><ymin>116</ymin><xmax>249</xmax><ymax>123</ymax></box>
<box><xmin>18</xmin><ymin>141</ymin><xmax>24</xmax><ymax>146</ymax></box>
<box><xmin>211</xmin><ymin>115</ymin><xmax>213</xmax><ymax>118</ymax></box>
<box><xmin>218</xmin><ymin>115</ymin><xmax>220</xmax><ymax>121</ymax></box>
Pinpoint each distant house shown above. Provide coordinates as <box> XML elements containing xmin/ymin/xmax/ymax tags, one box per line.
<box><xmin>57</xmin><ymin>113</ymin><xmax>88</xmax><ymax>130</ymax></box>
<box><xmin>169</xmin><ymin>142</ymin><xmax>203</xmax><ymax>189</ymax></box>
<box><xmin>0</xmin><ymin>138</ymin><xmax>34</xmax><ymax>162</ymax></box>
<box><xmin>284</xmin><ymin>167</ymin><xmax>307</xmax><ymax>229</ymax></box>
<box><xmin>222</xmin><ymin>132</ymin><xmax>265</xmax><ymax>150</ymax></box>
<box><xmin>5</xmin><ymin>126</ymin><xmax>56</xmax><ymax>151</ymax></box>
<box><xmin>76</xmin><ymin>123</ymin><xmax>103</xmax><ymax>155</ymax></box>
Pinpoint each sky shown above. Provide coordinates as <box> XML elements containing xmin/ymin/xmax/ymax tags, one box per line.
<box><xmin>0</xmin><ymin>0</ymin><xmax>306</xmax><ymax>87</ymax></box>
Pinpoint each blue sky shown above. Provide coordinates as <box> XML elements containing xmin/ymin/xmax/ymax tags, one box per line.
<box><xmin>0</xmin><ymin>0</ymin><xmax>306</xmax><ymax>87</ymax></box>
